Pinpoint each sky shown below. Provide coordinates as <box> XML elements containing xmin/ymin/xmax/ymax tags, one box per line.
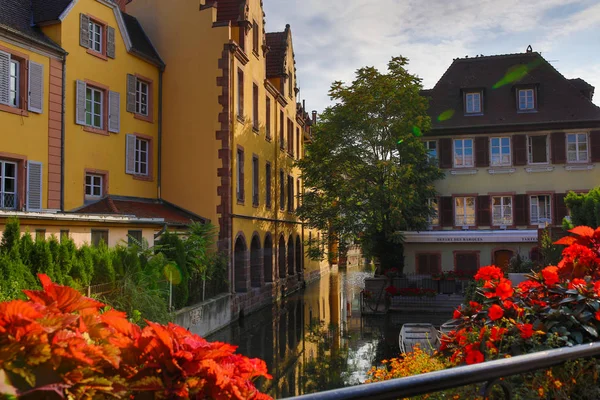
<box><xmin>263</xmin><ymin>0</ymin><xmax>600</xmax><ymax>113</ymax></box>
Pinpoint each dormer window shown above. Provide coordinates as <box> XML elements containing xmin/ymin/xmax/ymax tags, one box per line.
<box><xmin>465</xmin><ymin>92</ymin><xmax>482</xmax><ymax>114</ymax></box>
<box><xmin>518</xmin><ymin>88</ymin><xmax>535</xmax><ymax>111</ymax></box>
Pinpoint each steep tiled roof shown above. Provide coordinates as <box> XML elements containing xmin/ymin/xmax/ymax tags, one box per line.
<box><xmin>122</xmin><ymin>12</ymin><xmax>165</xmax><ymax>67</ymax></box>
<box><xmin>72</xmin><ymin>196</ymin><xmax>206</xmax><ymax>226</ymax></box>
<box><xmin>266</xmin><ymin>29</ymin><xmax>287</xmax><ymax>78</ymax></box>
<box><xmin>427</xmin><ymin>52</ymin><xmax>600</xmax><ymax>133</ymax></box>
<box><xmin>0</xmin><ymin>0</ymin><xmax>65</xmax><ymax>52</ymax></box>
<box><xmin>31</xmin><ymin>0</ymin><xmax>72</xmax><ymax>24</ymax></box>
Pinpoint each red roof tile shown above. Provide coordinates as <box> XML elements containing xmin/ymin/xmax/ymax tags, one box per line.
<box><xmin>73</xmin><ymin>197</ymin><xmax>204</xmax><ymax>226</ymax></box>
<box><xmin>206</xmin><ymin>0</ymin><xmax>245</xmax><ymax>23</ymax></box>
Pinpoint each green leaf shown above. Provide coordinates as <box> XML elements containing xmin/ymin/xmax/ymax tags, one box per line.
<box><xmin>582</xmin><ymin>325</ymin><xmax>598</xmax><ymax>337</ymax></box>
<box><xmin>572</xmin><ymin>330</ymin><xmax>583</xmax><ymax>344</ymax></box>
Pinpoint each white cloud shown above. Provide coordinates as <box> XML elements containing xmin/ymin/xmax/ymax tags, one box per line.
<box><xmin>263</xmin><ymin>0</ymin><xmax>600</xmax><ymax>111</ymax></box>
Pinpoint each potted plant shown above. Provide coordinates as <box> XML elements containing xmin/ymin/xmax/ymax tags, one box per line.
<box><xmin>431</xmin><ymin>271</ymin><xmax>444</xmax><ymax>281</ymax></box>
<box><xmin>444</xmin><ymin>270</ymin><xmax>457</xmax><ymax>280</ymax></box>
<box><xmin>507</xmin><ymin>253</ymin><xmax>534</xmax><ymax>286</ymax></box>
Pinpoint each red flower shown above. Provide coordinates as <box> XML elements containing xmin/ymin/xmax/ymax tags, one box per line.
<box><xmin>488</xmin><ymin>304</ymin><xmax>504</xmax><ymax>321</ymax></box>
<box><xmin>502</xmin><ymin>300</ymin><xmax>515</xmax><ymax>310</ymax></box>
<box><xmin>474</xmin><ymin>266</ymin><xmax>504</xmax><ymax>281</ymax></box>
<box><xmin>490</xmin><ymin>326</ymin><xmax>507</xmax><ymax>342</ymax></box>
<box><xmin>453</xmin><ymin>308</ymin><xmax>462</xmax><ymax>319</ymax></box>
<box><xmin>568</xmin><ymin>278</ymin><xmax>587</xmax><ymax>290</ymax></box>
<box><xmin>542</xmin><ymin>266</ymin><xmax>560</xmax><ymax>286</ymax></box>
<box><xmin>465</xmin><ymin>349</ymin><xmax>484</xmax><ymax>365</ymax></box>
<box><xmin>595</xmin><ymin>310</ymin><xmax>600</xmax><ymax>321</ymax></box>
<box><xmin>469</xmin><ymin>301</ymin><xmax>482</xmax><ymax>312</ymax></box>
<box><xmin>518</xmin><ymin>323</ymin><xmax>534</xmax><ymax>339</ymax></box>
<box><xmin>559</xmin><ymin>244</ymin><xmax>600</xmax><ymax>279</ymax></box>
<box><xmin>518</xmin><ymin>280</ymin><xmax>541</xmax><ymax>292</ymax></box>
<box><xmin>495</xmin><ymin>278</ymin><xmax>514</xmax><ymax>300</ymax></box>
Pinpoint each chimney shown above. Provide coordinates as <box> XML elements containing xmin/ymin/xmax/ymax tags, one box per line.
<box><xmin>311</xmin><ymin>110</ymin><xmax>317</xmax><ymax>125</ymax></box>
<box><xmin>116</xmin><ymin>0</ymin><xmax>127</xmax><ymax>12</ymax></box>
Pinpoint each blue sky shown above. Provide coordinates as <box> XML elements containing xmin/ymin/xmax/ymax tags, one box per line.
<box><xmin>263</xmin><ymin>0</ymin><xmax>600</xmax><ymax>113</ymax></box>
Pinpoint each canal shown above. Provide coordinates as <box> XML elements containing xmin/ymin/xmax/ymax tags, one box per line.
<box><xmin>207</xmin><ymin>267</ymin><xmax>452</xmax><ymax>398</ymax></box>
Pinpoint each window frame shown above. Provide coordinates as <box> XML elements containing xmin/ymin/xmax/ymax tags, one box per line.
<box><xmin>566</xmin><ymin>132</ymin><xmax>589</xmax><ymax>164</ymax></box>
<box><xmin>85</xmin><ymin>173</ymin><xmax>103</xmax><ymax>199</ymax></box>
<box><xmin>252</xmin><ymin>155</ymin><xmax>259</xmax><ymax>206</ymax></box>
<box><xmin>517</xmin><ymin>88</ymin><xmax>536</xmax><ymax>111</ymax></box>
<box><xmin>91</xmin><ymin>229</ymin><xmax>109</xmax><ymax>247</ymax></box>
<box><xmin>0</xmin><ymin>45</ymin><xmax>29</xmax><ymax>115</ymax></box>
<box><xmin>454</xmin><ymin>195</ymin><xmax>476</xmax><ymax>227</ymax></box>
<box><xmin>464</xmin><ymin>91</ymin><xmax>482</xmax><ymax>115</ymax></box>
<box><xmin>85</xmin><ymin>86</ymin><xmax>104</xmax><ymax>129</ymax></box>
<box><xmin>132</xmin><ymin>74</ymin><xmax>154</xmax><ymax>123</ymax></box>
<box><xmin>424</xmin><ymin>140</ymin><xmax>437</xmax><ymax>163</ymax></box>
<box><xmin>252</xmin><ymin>20</ymin><xmax>259</xmax><ymax>55</ymax></box>
<box><xmin>82</xmin><ymin>80</ymin><xmax>110</xmax><ymax>135</ymax></box>
<box><xmin>237</xmin><ymin>68</ymin><xmax>244</xmax><ymax>120</ymax></box>
<box><xmin>415</xmin><ymin>252</ymin><xmax>442</xmax><ymax>275</ymax></box>
<box><xmin>427</xmin><ymin>197</ymin><xmax>439</xmax><ymax>227</ymax></box>
<box><xmin>86</xmin><ymin>16</ymin><xmax>108</xmax><ymax>60</ymax></box>
<box><xmin>265</xmin><ymin>97</ymin><xmax>271</xmax><ymax>140</ymax></box>
<box><xmin>9</xmin><ymin>59</ymin><xmax>19</xmax><ymax>108</ymax></box>
<box><xmin>236</xmin><ymin>147</ymin><xmax>244</xmax><ymax>203</ymax></box>
<box><xmin>0</xmin><ymin>160</ymin><xmax>18</xmax><ymax>210</ymax></box>
<box><xmin>136</xmin><ymin>79</ymin><xmax>149</xmax><ymax>116</ymax></box>
<box><xmin>491</xmin><ymin>195</ymin><xmax>513</xmax><ymax>226</ymax></box>
<box><xmin>527</xmin><ymin>134</ymin><xmax>549</xmax><ymax>165</ymax></box>
<box><xmin>89</xmin><ymin>20</ymin><xmax>103</xmax><ymax>54</ymax></box>
<box><xmin>490</xmin><ymin>136</ymin><xmax>512</xmax><ymax>167</ymax></box>
<box><xmin>252</xmin><ymin>83</ymin><xmax>259</xmax><ymax>132</ymax></box>
<box><xmin>279</xmin><ymin>169</ymin><xmax>285</xmax><ymax>211</ymax></box>
<box><xmin>453</xmin><ymin>138</ymin><xmax>474</xmax><ymax>168</ymax></box>
<box><xmin>133</xmin><ymin>136</ymin><xmax>149</xmax><ymax>176</ymax></box>
<box><xmin>265</xmin><ymin>161</ymin><xmax>272</xmax><ymax>208</ymax></box>
<box><xmin>529</xmin><ymin>194</ymin><xmax>552</xmax><ymax>226</ymax></box>
<box><xmin>127</xmin><ymin>230</ymin><xmax>143</xmax><ymax>247</ymax></box>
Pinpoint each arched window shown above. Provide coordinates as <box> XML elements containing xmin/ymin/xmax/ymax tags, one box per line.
<box><xmin>250</xmin><ymin>234</ymin><xmax>261</xmax><ymax>288</ymax></box>
<box><xmin>234</xmin><ymin>235</ymin><xmax>247</xmax><ymax>292</ymax></box>
<box><xmin>287</xmin><ymin>235</ymin><xmax>295</xmax><ymax>275</ymax></box>
<box><xmin>264</xmin><ymin>233</ymin><xmax>273</xmax><ymax>283</ymax></box>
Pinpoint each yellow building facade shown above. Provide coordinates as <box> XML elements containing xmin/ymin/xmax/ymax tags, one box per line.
<box><xmin>128</xmin><ymin>0</ymin><xmax>328</xmax><ymax>316</ymax></box>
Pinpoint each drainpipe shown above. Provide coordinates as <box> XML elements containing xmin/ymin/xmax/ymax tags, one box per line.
<box><xmin>158</xmin><ymin>68</ymin><xmax>163</xmax><ymax>200</ymax></box>
<box><xmin>60</xmin><ymin>55</ymin><xmax>67</xmax><ymax>212</ymax></box>
<box><xmin>229</xmin><ymin>43</ymin><xmax>235</xmax><ymax>294</ymax></box>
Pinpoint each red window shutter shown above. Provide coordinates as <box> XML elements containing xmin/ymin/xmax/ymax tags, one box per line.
<box><xmin>456</xmin><ymin>253</ymin><xmax>478</xmax><ymax>276</ymax></box>
<box><xmin>439</xmin><ymin>138</ymin><xmax>452</xmax><ymax>168</ymax></box>
<box><xmin>475</xmin><ymin>137</ymin><xmax>489</xmax><ymax>167</ymax></box>
<box><xmin>553</xmin><ymin>193</ymin><xmax>568</xmax><ymax>226</ymax></box>
<box><xmin>477</xmin><ymin>195</ymin><xmax>491</xmax><ymax>226</ymax></box>
<box><xmin>590</xmin><ymin>131</ymin><xmax>600</xmax><ymax>162</ymax></box>
<box><xmin>551</xmin><ymin>132</ymin><xmax>566</xmax><ymax>164</ymax></box>
<box><xmin>514</xmin><ymin>194</ymin><xmax>528</xmax><ymax>226</ymax></box>
<box><xmin>440</xmin><ymin>196</ymin><xmax>453</xmax><ymax>227</ymax></box>
<box><xmin>512</xmin><ymin>135</ymin><xmax>527</xmax><ymax>166</ymax></box>
<box><xmin>432</xmin><ymin>254</ymin><xmax>441</xmax><ymax>274</ymax></box>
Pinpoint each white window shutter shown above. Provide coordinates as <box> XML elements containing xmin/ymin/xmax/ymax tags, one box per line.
<box><xmin>28</xmin><ymin>61</ymin><xmax>44</xmax><ymax>113</ymax></box>
<box><xmin>107</xmin><ymin>26</ymin><xmax>116</xmax><ymax>59</ymax></box>
<box><xmin>108</xmin><ymin>90</ymin><xmax>120</xmax><ymax>133</ymax></box>
<box><xmin>75</xmin><ymin>80</ymin><xmax>87</xmax><ymax>125</ymax></box>
<box><xmin>0</xmin><ymin>50</ymin><xmax>10</xmax><ymax>105</ymax></box>
<box><xmin>27</xmin><ymin>161</ymin><xmax>43</xmax><ymax>211</ymax></box>
<box><xmin>126</xmin><ymin>74</ymin><xmax>136</xmax><ymax>113</ymax></box>
<box><xmin>126</xmin><ymin>134</ymin><xmax>136</xmax><ymax>174</ymax></box>
<box><xmin>80</xmin><ymin>14</ymin><xmax>90</xmax><ymax>48</ymax></box>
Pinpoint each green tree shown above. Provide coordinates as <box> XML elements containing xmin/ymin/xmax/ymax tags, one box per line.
<box><xmin>296</xmin><ymin>56</ymin><xmax>443</xmax><ymax>272</ymax></box>
<box><xmin>564</xmin><ymin>188</ymin><xmax>600</xmax><ymax>229</ymax></box>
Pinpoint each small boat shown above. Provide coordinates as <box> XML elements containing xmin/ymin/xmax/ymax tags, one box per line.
<box><xmin>399</xmin><ymin>323</ymin><xmax>440</xmax><ymax>355</ymax></box>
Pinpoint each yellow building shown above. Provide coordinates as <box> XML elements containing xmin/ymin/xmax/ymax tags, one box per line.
<box><xmin>127</xmin><ymin>0</ymin><xmax>329</xmax><ymax>316</ymax></box>
<box><xmin>403</xmin><ymin>49</ymin><xmax>600</xmax><ymax>275</ymax></box>
<box><xmin>0</xmin><ymin>0</ymin><xmax>202</xmax><ymax>246</ymax></box>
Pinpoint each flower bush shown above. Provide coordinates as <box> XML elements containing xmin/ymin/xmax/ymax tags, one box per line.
<box><xmin>367</xmin><ymin>226</ymin><xmax>600</xmax><ymax>399</ymax></box>
<box><xmin>0</xmin><ymin>274</ymin><xmax>272</xmax><ymax>399</ymax></box>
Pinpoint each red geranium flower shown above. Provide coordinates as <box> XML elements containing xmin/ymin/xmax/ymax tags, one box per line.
<box><xmin>490</xmin><ymin>326</ymin><xmax>507</xmax><ymax>342</ymax></box>
<box><xmin>542</xmin><ymin>266</ymin><xmax>560</xmax><ymax>286</ymax></box>
<box><xmin>568</xmin><ymin>278</ymin><xmax>587</xmax><ymax>290</ymax></box>
<box><xmin>474</xmin><ymin>266</ymin><xmax>504</xmax><ymax>281</ymax></box>
<box><xmin>495</xmin><ymin>278</ymin><xmax>514</xmax><ymax>300</ymax></box>
<box><xmin>518</xmin><ymin>323</ymin><xmax>534</xmax><ymax>339</ymax></box>
<box><xmin>488</xmin><ymin>304</ymin><xmax>504</xmax><ymax>321</ymax></box>
<box><xmin>518</xmin><ymin>280</ymin><xmax>541</xmax><ymax>292</ymax></box>
<box><xmin>469</xmin><ymin>301</ymin><xmax>482</xmax><ymax>312</ymax></box>
<box><xmin>453</xmin><ymin>308</ymin><xmax>462</xmax><ymax>319</ymax></box>
<box><xmin>465</xmin><ymin>349</ymin><xmax>484</xmax><ymax>365</ymax></box>
<box><xmin>595</xmin><ymin>310</ymin><xmax>600</xmax><ymax>321</ymax></box>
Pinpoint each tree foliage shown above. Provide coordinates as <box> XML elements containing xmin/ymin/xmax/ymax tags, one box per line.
<box><xmin>564</xmin><ymin>188</ymin><xmax>600</xmax><ymax>229</ymax></box>
<box><xmin>296</xmin><ymin>56</ymin><xmax>443</xmax><ymax>271</ymax></box>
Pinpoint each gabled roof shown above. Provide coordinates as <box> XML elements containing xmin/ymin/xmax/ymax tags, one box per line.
<box><xmin>265</xmin><ymin>26</ymin><xmax>289</xmax><ymax>78</ymax></box>
<box><xmin>71</xmin><ymin>196</ymin><xmax>207</xmax><ymax>226</ymax></box>
<box><xmin>0</xmin><ymin>0</ymin><xmax>65</xmax><ymax>53</ymax></box>
<box><xmin>122</xmin><ymin>12</ymin><xmax>165</xmax><ymax>67</ymax></box>
<box><xmin>427</xmin><ymin>51</ymin><xmax>600</xmax><ymax>133</ymax></box>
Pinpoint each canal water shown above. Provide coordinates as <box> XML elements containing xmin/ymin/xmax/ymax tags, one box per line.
<box><xmin>208</xmin><ymin>267</ymin><xmax>452</xmax><ymax>399</ymax></box>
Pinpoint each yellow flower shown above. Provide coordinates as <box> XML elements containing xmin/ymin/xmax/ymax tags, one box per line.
<box><xmin>538</xmin><ymin>387</ymin><xmax>544</xmax><ymax>397</ymax></box>
<box><xmin>554</xmin><ymin>380</ymin><xmax>562</xmax><ymax>389</ymax></box>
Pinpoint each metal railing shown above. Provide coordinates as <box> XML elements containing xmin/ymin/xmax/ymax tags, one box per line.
<box><xmin>0</xmin><ymin>193</ymin><xmax>17</xmax><ymax>210</ymax></box>
<box><xmin>284</xmin><ymin>342</ymin><xmax>600</xmax><ymax>400</ymax></box>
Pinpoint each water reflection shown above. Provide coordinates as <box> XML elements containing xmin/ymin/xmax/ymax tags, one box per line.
<box><xmin>207</xmin><ymin>267</ymin><xmax>451</xmax><ymax>398</ymax></box>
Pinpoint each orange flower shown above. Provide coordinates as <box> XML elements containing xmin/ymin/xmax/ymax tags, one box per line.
<box><xmin>495</xmin><ymin>278</ymin><xmax>514</xmax><ymax>300</ymax></box>
<box><xmin>474</xmin><ymin>266</ymin><xmax>504</xmax><ymax>281</ymax></box>
<box><xmin>488</xmin><ymin>304</ymin><xmax>504</xmax><ymax>321</ymax></box>
<box><xmin>542</xmin><ymin>266</ymin><xmax>559</xmax><ymax>286</ymax></box>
